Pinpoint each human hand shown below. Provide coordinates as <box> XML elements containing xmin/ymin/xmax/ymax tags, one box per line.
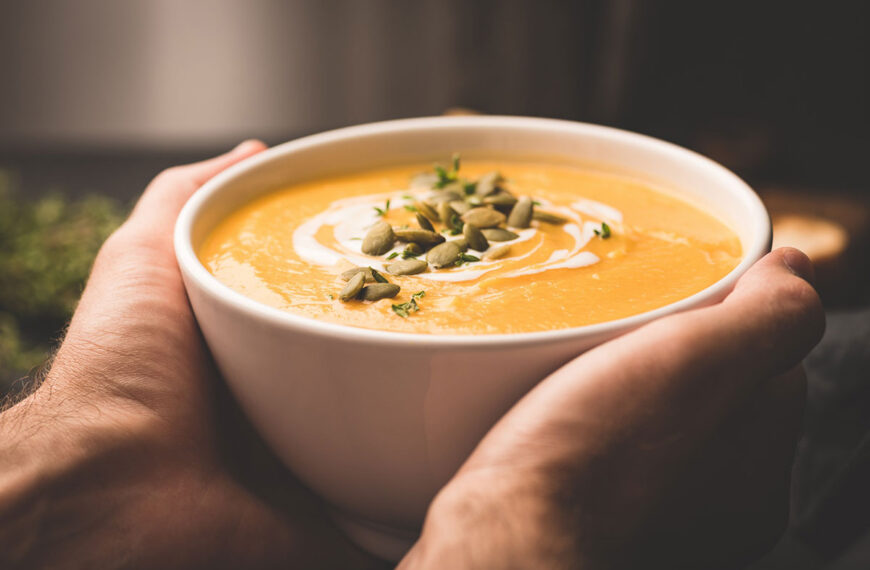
<box><xmin>0</xmin><ymin>142</ymin><xmax>386</xmax><ymax>569</ymax></box>
<box><xmin>402</xmin><ymin>248</ymin><xmax>825</xmax><ymax>569</ymax></box>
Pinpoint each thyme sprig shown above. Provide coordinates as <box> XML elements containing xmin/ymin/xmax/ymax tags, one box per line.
<box><xmin>392</xmin><ymin>291</ymin><xmax>426</xmax><ymax>318</ymax></box>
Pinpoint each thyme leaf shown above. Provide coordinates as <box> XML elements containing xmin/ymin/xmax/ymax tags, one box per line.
<box><xmin>594</xmin><ymin>222</ymin><xmax>612</xmax><ymax>239</ymax></box>
<box><xmin>369</xmin><ymin>267</ymin><xmax>389</xmax><ymax>283</ymax></box>
<box><xmin>392</xmin><ymin>291</ymin><xmax>426</xmax><ymax>318</ymax></box>
<box><xmin>373</xmin><ymin>199</ymin><xmax>391</xmax><ymax>217</ymax></box>
<box><xmin>455</xmin><ymin>252</ymin><xmax>480</xmax><ymax>266</ymax></box>
<box><xmin>433</xmin><ymin>153</ymin><xmax>462</xmax><ymax>188</ymax></box>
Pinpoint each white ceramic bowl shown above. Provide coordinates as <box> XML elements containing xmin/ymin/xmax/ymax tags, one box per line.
<box><xmin>174</xmin><ymin>116</ymin><xmax>770</xmax><ymax>561</ymax></box>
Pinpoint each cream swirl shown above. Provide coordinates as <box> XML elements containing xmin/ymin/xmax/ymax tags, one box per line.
<box><xmin>292</xmin><ymin>190</ymin><xmax>621</xmax><ymax>282</ymax></box>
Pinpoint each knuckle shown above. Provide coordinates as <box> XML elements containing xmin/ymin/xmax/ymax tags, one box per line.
<box><xmin>154</xmin><ymin>165</ymin><xmax>186</xmax><ymax>184</ymax></box>
<box><xmin>148</xmin><ymin>166</ymin><xmax>198</xmax><ymax>201</ymax></box>
<box><xmin>94</xmin><ymin>225</ymin><xmax>131</xmax><ymax>264</ymax></box>
<box><xmin>773</xmin><ymin>275</ymin><xmax>825</xmax><ymax>337</ymax></box>
<box><xmin>93</xmin><ymin>224</ymin><xmax>157</xmax><ymax>274</ymax></box>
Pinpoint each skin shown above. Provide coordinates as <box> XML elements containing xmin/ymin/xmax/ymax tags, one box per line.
<box><xmin>402</xmin><ymin>248</ymin><xmax>824</xmax><ymax>569</ymax></box>
<box><xmin>0</xmin><ymin>143</ymin><xmax>824</xmax><ymax>569</ymax></box>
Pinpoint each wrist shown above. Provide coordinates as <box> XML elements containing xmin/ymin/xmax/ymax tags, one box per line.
<box><xmin>0</xmin><ymin>378</ymin><xmax>162</xmax><ymax>567</ymax></box>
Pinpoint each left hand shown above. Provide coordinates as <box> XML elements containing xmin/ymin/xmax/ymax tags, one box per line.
<box><xmin>0</xmin><ymin>141</ymin><xmax>387</xmax><ymax>569</ymax></box>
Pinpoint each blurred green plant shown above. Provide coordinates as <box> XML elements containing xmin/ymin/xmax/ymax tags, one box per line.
<box><xmin>0</xmin><ymin>171</ymin><xmax>128</xmax><ymax>393</ymax></box>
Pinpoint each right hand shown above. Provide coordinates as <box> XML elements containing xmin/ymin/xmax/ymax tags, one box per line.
<box><xmin>402</xmin><ymin>248</ymin><xmax>825</xmax><ymax>569</ymax></box>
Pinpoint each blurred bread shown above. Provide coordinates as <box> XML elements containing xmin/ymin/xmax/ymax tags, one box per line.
<box><xmin>772</xmin><ymin>215</ymin><xmax>848</xmax><ymax>267</ymax></box>
<box><xmin>763</xmin><ymin>188</ymin><xmax>869</xmax><ymax>306</ymax></box>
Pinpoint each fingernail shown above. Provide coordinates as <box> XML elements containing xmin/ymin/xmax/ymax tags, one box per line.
<box><xmin>782</xmin><ymin>247</ymin><xmax>815</xmax><ymax>284</ymax></box>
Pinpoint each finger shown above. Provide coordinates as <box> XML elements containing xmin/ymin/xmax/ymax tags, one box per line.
<box><xmin>129</xmin><ymin>139</ymin><xmax>267</xmax><ymax>236</ymax></box>
<box><xmin>85</xmin><ymin>140</ymin><xmax>267</xmax><ymax>289</ymax></box>
<box><xmin>469</xmin><ymin>248</ymin><xmax>824</xmax><ymax>471</ymax></box>
<box><xmin>630</xmin><ymin>366</ymin><xmax>807</xmax><ymax>569</ymax></box>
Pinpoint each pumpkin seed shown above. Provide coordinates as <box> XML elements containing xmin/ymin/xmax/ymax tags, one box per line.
<box><xmin>427</xmin><ymin>190</ymin><xmax>463</xmax><ymax>203</ymax></box>
<box><xmin>394</xmin><ymin>229</ymin><xmax>445</xmax><ymax>246</ymax></box>
<box><xmin>403</xmin><ymin>243</ymin><xmax>423</xmax><ymax>257</ymax></box>
<box><xmin>481</xmin><ymin>228</ymin><xmax>519</xmax><ymax>241</ymax></box>
<box><xmin>358</xmin><ymin>283</ymin><xmax>401</xmax><ymax>301</ymax></box>
<box><xmin>532</xmin><ymin>210</ymin><xmax>568</xmax><ymax>224</ymax></box>
<box><xmin>440</xmin><ymin>181</ymin><xmax>464</xmax><ymax>196</ymax></box>
<box><xmin>461</xmin><ymin>207</ymin><xmax>505</xmax><ymax>228</ymax></box>
<box><xmin>410</xmin><ymin>172</ymin><xmax>437</xmax><ymax>188</ymax></box>
<box><xmin>448</xmin><ymin>200</ymin><xmax>471</xmax><ymax>214</ymax></box>
<box><xmin>416</xmin><ymin>201</ymin><xmax>440</xmax><ymax>221</ymax></box>
<box><xmin>339</xmin><ymin>272</ymin><xmax>366</xmax><ymax>301</ymax></box>
<box><xmin>483</xmin><ymin>192</ymin><xmax>518</xmax><ymax>208</ymax></box>
<box><xmin>340</xmin><ymin>266</ymin><xmax>375</xmax><ymax>282</ymax></box>
<box><xmin>437</xmin><ymin>202</ymin><xmax>458</xmax><ymax>228</ymax></box>
<box><xmin>416</xmin><ymin>212</ymin><xmax>435</xmax><ymax>232</ymax></box>
<box><xmin>385</xmin><ymin>258</ymin><xmax>428</xmax><ymax>275</ymax></box>
<box><xmin>483</xmin><ymin>244</ymin><xmax>511</xmax><ymax>260</ymax></box>
<box><xmin>463</xmin><ymin>223</ymin><xmax>489</xmax><ymax>251</ymax></box>
<box><xmin>507</xmin><ymin>196</ymin><xmax>533</xmax><ymax>228</ymax></box>
<box><xmin>451</xmin><ymin>237</ymin><xmax>469</xmax><ymax>252</ymax></box>
<box><xmin>426</xmin><ymin>241</ymin><xmax>462</xmax><ymax>268</ymax></box>
<box><xmin>362</xmin><ymin>221</ymin><xmax>395</xmax><ymax>255</ymax></box>
<box><xmin>475</xmin><ymin>171</ymin><xmax>503</xmax><ymax>197</ymax></box>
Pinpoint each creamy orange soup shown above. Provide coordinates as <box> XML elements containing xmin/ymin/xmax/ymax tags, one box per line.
<box><xmin>199</xmin><ymin>160</ymin><xmax>741</xmax><ymax>334</ymax></box>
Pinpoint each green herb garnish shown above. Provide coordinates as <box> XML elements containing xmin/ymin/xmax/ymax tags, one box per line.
<box><xmin>594</xmin><ymin>222</ymin><xmax>612</xmax><ymax>239</ymax></box>
<box><xmin>456</xmin><ymin>253</ymin><xmax>480</xmax><ymax>266</ymax></box>
<box><xmin>386</xmin><ymin>252</ymin><xmax>399</xmax><ymax>260</ymax></box>
<box><xmin>434</xmin><ymin>153</ymin><xmax>462</xmax><ymax>188</ymax></box>
<box><xmin>403</xmin><ymin>204</ymin><xmax>418</xmax><ymax>213</ymax></box>
<box><xmin>391</xmin><ymin>290</ymin><xmax>426</xmax><ymax>318</ymax></box>
<box><xmin>448</xmin><ymin>213</ymin><xmax>464</xmax><ymax>235</ymax></box>
<box><xmin>433</xmin><ymin>165</ymin><xmax>451</xmax><ymax>187</ymax></box>
<box><xmin>374</xmin><ymin>199</ymin><xmax>391</xmax><ymax>217</ymax></box>
<box><xmin>369</xmin><ymin>267</ymin><xmax>389</xmax><ymax>283</ymax></box>
<box><xmin>401</xmin><ymin>250</ymin><xmax>419</xmax><ymax>259</ymax></box>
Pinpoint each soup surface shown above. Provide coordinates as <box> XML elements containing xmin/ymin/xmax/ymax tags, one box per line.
<box><xmin>199</xmin><ymin>159</ymin><xmax>742</xmax><ymax>335</ymax></box>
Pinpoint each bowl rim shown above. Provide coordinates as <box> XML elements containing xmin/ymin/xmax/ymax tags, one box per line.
<box><xmin>174</xmin><ymin>115</ymin><xmax>770</xmax><ymax>348</ymax></box>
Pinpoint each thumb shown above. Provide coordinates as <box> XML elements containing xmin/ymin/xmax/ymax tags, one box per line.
<box><xmin>125</xmin><ymin>139</ymin><xmax>267</xmax><ymax>247</ymax></box>
<box><xmin>85</xmin><ymin>140</ymin><xmax>267</xmax><ymax>283</ymax></box>
<box><xmin>465</xmin><ymin>247</ymin><xmax>825</xmax><ymax>472</ymax></box>
<box><xmin>58</xmin><ymin>141</ymin><xmax>267</xmax><ymax>374</ymax></box>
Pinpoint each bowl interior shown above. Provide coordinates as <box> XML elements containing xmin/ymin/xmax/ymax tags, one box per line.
<box><xmin>177</xmin><ymin>116</ymin><xmax>769</xmax><ymax>344</ymax></box>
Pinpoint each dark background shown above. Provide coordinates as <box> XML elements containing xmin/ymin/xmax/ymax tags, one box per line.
<box><xmin>0</xmin><ymin>1</ymin><xmax>867</xmax><ymax>568</ymax></box>
<box><xmin>1</xmin><ymin>1</ymin><xmax>866</xmax><ymax>196</ymax></box>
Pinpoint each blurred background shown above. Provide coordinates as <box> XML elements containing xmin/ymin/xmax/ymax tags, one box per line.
<box><xmin>0</xmin><ymin>1</ymin><xmax>867</xmax><ymax>567</ymax></box>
